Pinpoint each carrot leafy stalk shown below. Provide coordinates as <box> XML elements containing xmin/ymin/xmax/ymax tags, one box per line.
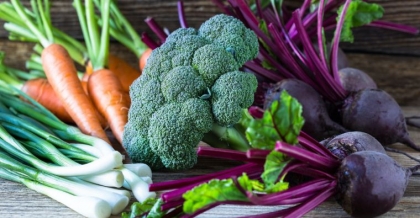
<box><xmin>73</xmin><ymin>0</ymin><xmax>130</xmax><ymax>155</ymax></box>
<box><xmin>92</xmin><ymin>0</ymin><xmax>143</xmax><ymax>88</ymax></box>
<box><xmin>8</xmin><ymin>0</ymin><xmax>110</xmax><ymax>143</ymax></box>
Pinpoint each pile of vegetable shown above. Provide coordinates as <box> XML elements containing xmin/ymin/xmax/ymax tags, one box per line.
<box><xmin>122</xmin><ymin>90</ymin><xmax>420</xmax><ymax>218</ymax></box>
<box><xmin>0</xmin><ymin>0</ymin><xmax>156</xmax><ymax>217</ymax></box>
<box><xmin>207</xmin><ymin>0</ymin><xmax>420</xmax><ymax>151</ymax></box>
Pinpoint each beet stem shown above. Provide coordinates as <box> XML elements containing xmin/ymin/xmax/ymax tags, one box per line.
<box><xmin>246</xmin><ymin>178</ymin><xmax>332</xmax><ymax>205</ymax></box>
<box><xmin>283</xmin><ymin>181</ymin><xmax>336</xmax><ymax>218</ymax></box>
<box><xmin>150</xmin><ymin>163</ymin><xmax>260</xmax><ymax>191</ymax></box>
<box><xmin>368</xmin><ymin>20</ymin><xmax>420</xmax><ymax>35</ymax></box>
<box><xmin>177</xmin><ymin>1</ymin><xmax>188</xmax><ymax>28</ymax></box>
<box><xmin>144</xmin><ymin>17</ymin><xmax>168</xmax><ymax>42</ymax></box>
<box><xmin>197</xmin><ymin>146</ymin><xmax>264</xmax><ymax>163</ymax></box>
<box><xmin>275</xmin><ymin>141</ymin><xmax>340</xmax><ymax>170</ymax></box>
<box><xmin>298</xmin><ymin>131</ymin><xmax>338</xmax><ymax>159</ymax></box>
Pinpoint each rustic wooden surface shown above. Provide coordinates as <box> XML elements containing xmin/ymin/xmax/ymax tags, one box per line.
<box><xmin>1</xmin><ymin>0</ymin><xmax>420</xmax><ymax>217</ymax></box>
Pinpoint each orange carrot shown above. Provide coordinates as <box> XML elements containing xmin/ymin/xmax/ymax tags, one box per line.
<box><xmin>85</xmin><ymin>54</ymin><xmax>141</xmax><ymax>92</ymax></box>
<box><xmin>87</xmin><ymin>68</ymin><xmax>130</xmax><ymax>145</ymax></box>
<box><xmin>108</xmin><ymin>54</ymin><xmax>141</xmax><ymax>92</ymax></box>
<box><xmin>139</xmin><ymin>48</ymin><xmax>152</xmax><ymax>71</ymax></box>
<box><xmin>20</xmin><ymin>75</ymin><xmax>109</xmax><ymax>128</ymax></box>
<box><xmin>80</xmin><ymin>72</ymin><xmax>90</xmax><ymax>94</ymax></box>
<box><xmin>21</xmin><ymin>78</ymin><xmax>74</xmax><ymax>124</ymax></box>
<box><xmin>41</xmin><ymin>44</ymin><xmax>110</xmax><ymax>143</ymax></box>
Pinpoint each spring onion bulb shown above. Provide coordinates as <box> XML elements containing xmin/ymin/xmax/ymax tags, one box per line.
<box><xmin>120</xmin><ymin>168</ymin><xmax>156</xmax><ymax>203</ymax></box>
<box><xmin>123</xmin><ymin>163</ymin><xmax>152</xmax><ymax>178</ymax></box>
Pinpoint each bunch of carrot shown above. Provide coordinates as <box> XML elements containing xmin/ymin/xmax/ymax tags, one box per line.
<box><xmin>0</xmin><ymin>0</ymin><xmax>152</xmax><ymax>150</ymax></box>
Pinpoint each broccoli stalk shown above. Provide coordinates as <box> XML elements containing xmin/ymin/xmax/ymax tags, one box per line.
<box><xmin>202</xmin><ymin>123</ymin><xmax>250</xmax><ymax>152</ymax></box>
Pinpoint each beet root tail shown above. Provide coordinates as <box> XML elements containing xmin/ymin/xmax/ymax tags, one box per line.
<box><xmin>398</xmin><ymin>134</ymin><xmax>420</xmax><ymax>151</ymax></box>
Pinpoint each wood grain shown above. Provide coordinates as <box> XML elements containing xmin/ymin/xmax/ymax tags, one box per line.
<box><xmin>1</xmin><ymin>0</ymin><xmax>420</xmax><ymax>56</ymax></box>
<box><xmin>2</xmin><ymin>39</ymin><xmax>420</xmax><ymax>107</ymax></box>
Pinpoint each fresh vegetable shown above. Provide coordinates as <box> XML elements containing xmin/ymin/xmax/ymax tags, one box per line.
<box><xmin>0</xmin><ymin>167</ymin><xmax>112</xmax><ymax>218</ymax></box>
<box><xmin>336</xmin><ymin>151</ymin><xmax>412</xmax><ymax>217</ymax></box>
<box><xmin>92</xmin><ymin>0</ymin><xmax>148</xmax><ymax>74</ymax></box>
<box><xmin>0</xmin><ymin>52</ymin><xmax>77</xmax><ymax>123</ymax></box>
<box><xmin>5</xmin><ymin>0</ymin><xmax>110</xmax><ymax>142</ymax></box>
<box><xmin>341</xmin><ymin>89</ymin><xmax>416</xmax><ymax>149</ymax></box>
<box><xmin>210</xmin><ymin>0</ymin><xmax>419</xmax><ymax>149</ymax></box>
<box><xmin>0</xmin><ymin>81</ymin><xmax>156</xmax><ymax>213</ymax></box>
<box><xmin>19</xmin><ymin>78</ymin><xmax>74</xmax><ymax>123</ymax></box>
<box><xmin>0</xmin><ymin>149</ymin><xmax>128</xmax><ymax>215</ymax></box>
<box><xmin>0</xmin><ymin>0</ymin><xmax>141</xmax><ymax>93</ymax></box>
<box><xmin>73</xmin><ymin>0</ymin><xmax>130</xmax><ymax>149</ymax></box>
<box><xmin>139</xmin><ymin>48</ymin><xmax>152</xmax><ymax>71</ymax></box>
<box><xmin>136</xmin><ymin>90</ymin><xmax>419</xmax><ymax>217</ymax></box>
<box><xmin>264</xmin><ymin>78</ymin><xmax>347</xmax><ymax>140</ymax></box>
<box><xmin>123</xmin><ymin>14</ymin><xmax>259</xmax><ymax>170</ymax></box>
<box><xmin>321</xmin><ymin>131</ymin><xmax>386</xmax><ymax>160</ymax></box>
<box><xmin>338</xmin><ymin>67</ymin><xmax>377</xmax><ymax>92</ymax></box>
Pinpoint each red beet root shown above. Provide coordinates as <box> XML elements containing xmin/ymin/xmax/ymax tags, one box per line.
<box><xmin>264</xmin><ymin>79</ymin><xmax>347</xmax><ymax>140</ymax></box>
<box><xmin>338</xmin><ymin>68</ymin><xmax>377</xmax><ymax>93</ymax></box>
<box><xmin>323</xmin><ymin>131</ymin><xmax>386</xmax><ymax>160</ymax></box>
<box><xmin>341</xmin><ymin>89</ymin><xmax>418</xmax><ymax>150</ymax></box>
<box><xmin>336</xmin><ymin>151</ymin><xmax>411</xmax><ymax>217</ymax></box>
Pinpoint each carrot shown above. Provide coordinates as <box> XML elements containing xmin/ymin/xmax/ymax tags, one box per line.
<box><xmin>85</xmin><ymin>54</ymin><xmax>141</xmax><ymax>92</ymax></box>
<box><xmin>139</xmin><ymin>48</ymin><xmax>152</xmax><ymax>71</ymax></box>
<box><xmin>41</xmin><ymin>44</ymin><xmax>110</xmax><ymax>142</ymax></box>
<box><xmin>80</xmin><ymin>72</ymin><xmax>90</xmax><ymax>94</ymax></box>
<box><xmin>74</xmin><ymin>0</ymin><xmax>130</xmax><ymax>156</ymax></box>
<box><xmin>108</xmin><ymin>54</ymin><xmax>141</xmax><ymax>92</ymax></box>
<box><xmin>87</xmin><ymin>69</ymin><xmax>130</xmax><ymax>146</ymax></box>
<box><xmin>21</xmin><ymin>78</ymin><xmax>74</xmax><ymax>123</ymax></box>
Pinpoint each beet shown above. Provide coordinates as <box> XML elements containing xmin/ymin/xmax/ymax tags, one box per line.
<box><xmin>338</xmin><ymin>68</ymin><xmax>377</xmax><ymax>93</ymax></box>
<box><xmin>341</xmin><ymin>89</ymin><xmax>418</xmax><ymax>150</ymax></box>
<box><xmin>264</xmin><ymin>79</ymin><xmax>347</xmax><ymax>140</ymax></box>
<box><xmin>323</xmin><ymin>131</ymin><xmax>386</xmax><ymax>160</ymax></box>
<box><xmin>336</xmin><ymin>151</ymin><xmax>411</xmax><ymax>217</ymax></box>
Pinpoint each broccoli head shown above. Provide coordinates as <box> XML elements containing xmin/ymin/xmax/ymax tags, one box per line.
<box><xmin>123</xmin><ymin>14</ymin><xmax>259</xmax><ymax>170</ymax></box>
<box><xmin>148</xmin><ymin>99</ymin><xmax>213</xmax><ymax>170</ymax></box>
<box><xmin>211</xmin><ymin>71</ymin><xmax>258</xmax><ymax>126</ymax></box>
<box><xmin>161</xmin><ymin>66</ymin><xmax>207</xmax><ymax>102</ymax></box>
<box><xmin>198</xmin><ymin>14</ymin><xmax>259</xmax><ymax>66</ymax></box>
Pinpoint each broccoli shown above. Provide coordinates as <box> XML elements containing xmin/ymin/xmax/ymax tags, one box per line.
<box><xmin>123</xmin><ymin>14</ymin><xmax>259</xmax><ymax>170</ymax></box>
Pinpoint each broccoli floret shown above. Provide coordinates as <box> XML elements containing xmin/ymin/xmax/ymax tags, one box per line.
<box><xmin>211</xmin><ymin>71</ymin><xmax>258</xmax><ymax>126</ymax></box>
<box><xmin>198</xmin><ymin>14</ymin><xmax>259</xmax><ymax>66</ymax></box>
<box><xmin>192</xmin><ymin>44</ymin><xmax>240</xmax><ymax>86</ymax></box>
<box><xmin>143</xmin><ymin>28</ymin><xmax>209</xmax><ymax>81</ymax></box>
<box><xmin>148</xmin><ymin>99</ymin><xmax>213</xmax><ymax>170</ymax></box>
<box><xmin>123</xmin><ymin>14</ymin><xmax>259</xmax><ymax>170</ymax></box>
<box><xmin>161</xmin><ymin>66</ymin><xmax>207</xmax><ymax>102</ymax></box>
<box><xmin>122</xmin><ymin>121</ymin><xmax>164</xmax><ymax>169</ymax></box>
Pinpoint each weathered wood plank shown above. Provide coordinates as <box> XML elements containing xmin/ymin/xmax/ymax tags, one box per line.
<box><xmin>2</xmin><ymin>39</ymin><xmax>420</xmax><ymax>107</ymax></box>
<box><xmin>1</xmin><ymin>0</ymin><xmax>420</xmax><ymax>56</ymax></box>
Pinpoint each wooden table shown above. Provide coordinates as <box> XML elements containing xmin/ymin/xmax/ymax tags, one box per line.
<box><xmin>1</xmin><ymin>0</ymin><xmax>420</xmax><ymax>217</ymax></box>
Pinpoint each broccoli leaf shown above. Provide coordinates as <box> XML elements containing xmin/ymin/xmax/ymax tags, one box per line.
<box><xmin>261</xmin><ymin>150</ymin><xmax>290</xmax><ymax>193</ymax></box>
<box><xmin>121</xmin><ymin>198</ymin><xmax>160</xmax><ymax>218</ymax></box>
<box><xmin>182</xmin><ymin>178</ymin><xmax>249</xmax><ymax>214</ymax></box>
<box><xmin>244</xmin><ymin>90</ymin><xmax>304</xmax><ymax>149</ymax></box>
<box><xmin>337</xmin><ymin>0</ymin><xmax>384</xmax><ymax>43</ymax></box>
